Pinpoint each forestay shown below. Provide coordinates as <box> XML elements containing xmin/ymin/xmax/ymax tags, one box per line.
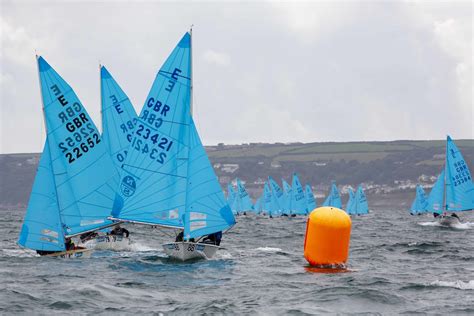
<box><xmin>38</xmin><ymin>56</ymin><xmax>118</xmax><ymax>237</ymax></box>
<box><xmin>18</xmin><ymin>141</ymin><xmax>65</xmax><ymax>251</ymax></box>
<box><xmin>445</xmin><ymin>136</ymin><xmax>474</xmax><ymax>212</ymax></box>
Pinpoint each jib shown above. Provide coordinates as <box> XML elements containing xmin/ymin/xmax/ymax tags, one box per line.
<box><xmin>65</xmin><ymin>113</ymin><xmax>89</xmax><ymax>132</ymax></box>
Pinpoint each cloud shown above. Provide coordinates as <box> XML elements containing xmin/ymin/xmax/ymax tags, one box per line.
<box><xmin>203</xmin><ymin>50</ymin><xmax>231</xmax><ymax>67</ymax></box>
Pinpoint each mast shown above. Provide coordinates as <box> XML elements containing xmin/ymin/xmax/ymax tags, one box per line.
<box><xmin>444</xmin><ymin>136</ymin><xmax>448</xmax><ymax>212</ymax></box>
<box><xmin>190</xmin><ymin>25</ymin><xmax>194</xmax><ymax>117</ymax></box>
<box><xmin>99</xmin><ymin>62</ymin><xmax>103</xmax><ymax>134</ymax></box>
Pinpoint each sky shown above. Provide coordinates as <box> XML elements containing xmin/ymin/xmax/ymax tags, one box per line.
<box><xmin>1</xmin><ymin>0</ymin><xmax>472</xmax><ymax>154</ymax></box>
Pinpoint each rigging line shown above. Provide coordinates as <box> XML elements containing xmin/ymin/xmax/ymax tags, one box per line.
<box><xmin>158</xmin><ymin>70</ymin><xmax>191</xmax><ymax>81</ymax></box>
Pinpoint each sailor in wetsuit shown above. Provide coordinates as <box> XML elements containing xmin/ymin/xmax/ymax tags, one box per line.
<box><xmin>109</xmin><ymin>225</ymin><xmax>130</xmax><ymax>238</ymax></box>
<box><xmin>201</xmin><ymin>231</ymin><xmax>222</xmax><ymax>246</ymax></box>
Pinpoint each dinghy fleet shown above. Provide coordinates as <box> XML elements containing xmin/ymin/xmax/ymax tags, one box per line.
<box><xmin>226</xmin><ymin>175</ymin><xmax>369</xmax><ymax>217</ymax></box>
<box><xmin>17</xmin><ymin>30</ymin><xmax>474</xmax><ymax>261</ymax></box>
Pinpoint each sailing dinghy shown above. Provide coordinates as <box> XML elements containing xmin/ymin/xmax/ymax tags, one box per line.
<box><xmin>322</xmin><ymin>181</ymin><xmax>342</xmax><ymax>209</ymax></box>
<box><xmin>109</xmin><ymin>31</ymin><xmax>235</xmax><ymax>261</ymax></box>
<box><xmin>305</xmin><ymin>184</ymin><xmax>317</xmax><ymax>214</ymax></box>
<box><xmin>18</xmin><ymin>56</ymin><xmax>119</xmax><ymax>258</ymax></box>
<box><xmin>78</xmin><ymin>65</ymin><xmax>139</xmax><ymax>251</ymax></box>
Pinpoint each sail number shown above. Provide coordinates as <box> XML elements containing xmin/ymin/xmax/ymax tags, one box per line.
<box><xmin>131</xmin><ymin>124</ymin><xmax>173</xmax><ymax>164</ymax></box>
<box><xmin>62</xmin><ymin>133</ymin><xmax>101</xmax><ymax>164</ymax></box>
<box><xmin>452</xmin><ymin>161</ymin><xmax>471</xmax><ymax>187</ymax></box>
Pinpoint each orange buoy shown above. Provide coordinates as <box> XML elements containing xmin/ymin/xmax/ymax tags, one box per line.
<box><xmin>304</xmin><ymin>207</ymin><xmax>351</xmax><ymax>267</ymax></box>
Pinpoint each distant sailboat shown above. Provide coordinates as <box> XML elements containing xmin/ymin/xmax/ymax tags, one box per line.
<box><xmin>109</xmin><ymin>31</ymin><xmax>235</xmax><ymax>260</ymax></box>
<box><xmin>410</xmin><ymin>185</ymin><xmax>428</xmax><ymax>215</ymax></box>
<box><xmin>227</xmin><ymin>184</ymin><xmax>237</xmax><ymax>215</ymax></box>
<box><xmin>305</xmin><ymin>184</ymin><xmax>317</xmax><ymax>214</ymax></box>
<box><xmin>290</xmin><ymin>173</ymin><xmax>307</xmax><ymax>216</ymax></box>
<box><xmin>262</xmin><ymin>182</ymin><xmax>276</xmax><ymax>217</ymax></box>
<box><xmin>346</xmin><ymin>188</ymin><xmax>356</xmax><ymax>215</ymax></box>
<box><xmin>322</xmin><ymin>181</ymin><xmax>342</xmax><ymax>209</ymax></box>
<box><xmin>282</xmin><ymin>179</ymin><xmax>292</xmax><ymax>216</ymax></box>
<box><xmin>432</xmin><ymin>136</ymin><xmax>474</xmax><ymax>226</ymax></box>
<box><xmin>268</xmin><ymin>176</ymin><xmax>284</xmax><ymax>216</ymax></box>
<box><xmin>354</xmin><ymin>185</ymin><xmax>369</xmax><ymax>215</ymax></box>
<box><xmin>236</xmin><ymin>178</ymin><xmax>254</xmax><ymax>215</ymax></box>
<box><xmin>18</xmin><ymin>56</ymin><xmax>119</xmax><ymax>257</ymax></box>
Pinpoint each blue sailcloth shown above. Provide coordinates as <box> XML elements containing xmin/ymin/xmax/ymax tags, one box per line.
<box><xmin>291</xmin><ymin>173</ymin><xmax>307</xmax><ymax>215</ymax></box>
<box><xmin>37</xmin><ymin>56</ymin><xmax>118</xmax><ymax>237</ymax></box>
<box><xmin>183</xmin><ymin>119</ymin><xmax>235</xmax><ymax>239</ymax></box>
<box><xmin>18</xmin><ymin>141</ymin><xmax>65</xmax><ymax>251</ymax></box>
<box><xmin>346</xmin><ymin>188</ymin><xmax>356</xmax><ymax>215</ymax></box>
<box><xmin>425</xmin><ymin>170</ymin><xmax>445</xmax><ymax>214</ymax></box>
<box><xmin>254</xmin><ymin>196</ymin><xmax>262</xmax><ymax>214</ymax></box>
<box><xmin>305</xmin><ymin>184</ymin><xmax>316</xmax><ymax>214</ymax></box>
<box><xmin>262</xmin><ymin>182</ymin><xmax>274</xmax><ymax>216</ymax></box>
<box><xmin>354</xmin><ymin>185</ymin><xmax>369</xmax><ymax>215</ymax></box>
<box><xmin>282</xmin><ymin>179</ymin><xmax>292</xmax><ymax>215</ymax></box>
<box><xmin>227</xmin><ymin>184</ymin><xmax>237</xmax><ymax>214</ymax></box>
<box><xmin>445</xmin><ymin>136</ymin><xmax>474</xmax><ymax>212</ymax></box>
<box><xmin>410</xmin><ymin>185</ymin><xmax>428</xmax><ymax>215</ymax></box>
<box><xmin>269</xmin><ymin>176</ymin><xmax>284</xmax><ymax>216</ymax></box>
<box><xmin>237</xmin><ymin>178</ymin><xmax>254</xmax><ymax>212</ymax></box>
<box><xmin>101</xmin><ymin>65</ymin><xmax>138</xmax><ymax>171</ymax></box>
<box><xmin>111</xmin><ymin>33</ymin><xmax>192</xmax><ymax>227</ymax></box>
<box><xmin>322</xmin><ymin>182</ymin><xmax>342</xmax><ymax>209</ymax></box>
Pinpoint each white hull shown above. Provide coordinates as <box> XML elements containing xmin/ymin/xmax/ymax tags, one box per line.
<box><xmin>438</xmin><ymin>216</ymin><xmax>461</xmax><ymax>227</ymax></box>
<box><xmin>81</xmin><ymin>235</ymin><xmax>131</xmax><ymax>251</ymax></box>
<box><xmin>162</xmin><ymin>242</ymin><xmax>219</xmax><ymax>261</ymax></box>
<box><xmin>44</xmin><ymin>248</ymin><xmax>93</xmax><ymax>259</ymax></box>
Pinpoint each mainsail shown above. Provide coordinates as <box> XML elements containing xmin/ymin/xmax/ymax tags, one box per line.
<box><xmin>346</xmin><ymin>188</ymin><xmax>356</xmax><ymax>215</ymax></box>
<box><xmin>322</xmin><ymin>182</ymin><xmax>342</xmax><ymax>209</ymax></box>
<box><xmin>18</xmin><ymin>141</ymin><xmax>65</xmax><ymax>251</ymax></box>
<box><xmin>269</xmin><ymin>176</ymin><xmax>284</xmax><ymax>215</ymax></box>
<box><xmin>291</xmin><ymin>174</ymin><xmax>307</xmax><ymax>215</ymax></box>
<box><xmin>445</xmin><ymin>136</ymin><xmax>474</xmax><ymax>212</ymax></box>
<box><xmin>354</xmin><ymin>185</ymin><xmax>369</xmax><ymax>215</ymax></box>
<box><xmin>282</xmin><ymin>179</ymin><xmax>292</xmax><ymax>215</ymax></box>
<box><xmin>111</xmin><ymin>32</ymin><xmax>235</xmax><ymax>237</ymax></box>
<box><xmin>111</xmin><ymin>33</ymin><xmax>192</xmax><ymax>227</ymax></box>
<box><xmin>262</xmin><ymin>182</ymin><xmax>275</xmax><ymax>215</ymax></box>
<box><xmin>305</xmin><ymin>184</ymin><xmax>316</xmax><ymax>214</ymax></box>
<box><xmin>237</xmin><ymin>178</ymin><xmax>254</xmax><ymax>212</ymax></box>
<box><xmin>37</xmin><ymin>56</ymin><xmax>118</xmax><ymax>237</ymax></box>
<box><xmin>100</xmin><ymin>65</ymin><xmax>138</xmax><ymax>172</ymax></box>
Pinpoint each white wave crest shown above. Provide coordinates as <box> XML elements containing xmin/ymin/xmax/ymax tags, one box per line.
<box><xmin>431</xmin><ymin>280</ymin><xmax>474</xmax><ymax>290</ymax></box>
<box><xmin>255</xmin><ymin>247</ymin><xmax>282</xmax><ymax>252</ymax></box>
<box><xmin>1</xmin><ymin>249</ymin><xmax>37</xmax><ymax>257</ymax></box>
<box><xmin>128</xmin><ymin>242</ymin><xmax>157</xmax><ymax>252</ymax></box>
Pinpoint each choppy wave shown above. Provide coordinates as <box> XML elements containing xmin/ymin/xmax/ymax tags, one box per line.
<box><xmin>431</xmin><ymin>280</ymin><xmax>474</xmax><ymax>290</ymax></box>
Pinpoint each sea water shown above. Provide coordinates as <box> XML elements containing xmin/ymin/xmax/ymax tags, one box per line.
<box><xmin>1</xmin><ymin>206</ymin><xmax>473</xmax><ymax>314</ymax></box>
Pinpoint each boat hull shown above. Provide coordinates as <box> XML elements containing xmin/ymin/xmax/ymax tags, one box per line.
<box><xmin>438</xmin><ymin>216</ymin><xmax>461</xmax><ymax>227</ymax></box>
<box><xmin>43</xmin><ymin>248</ymin><xmax>93</xmax><ymax>259</ymax></box>
<box><xmin>162</xmin><ymin>242</ymin><xmax>219</xmax><ymax>261</ymax></box>
<box><xmin>81</xmin><ymin>235</ymin><xmax>131</xmax><ymax>251</ymax></box>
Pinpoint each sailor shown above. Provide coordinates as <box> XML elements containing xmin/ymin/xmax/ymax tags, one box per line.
<box><xmin>80</xmin><ymin>231</ymin><xmax>98</xmax><ymax>243</ymax></box>
<box><xmin>451</xmin><ymin>213</ymin><xmax>460</xmax><ymax>219</ymax></box>
<box><xmin>109</xmin><ymin>225</ymin><xmax>130</xmax><ymax>238</ymax></box>
<box><xmin>201</xmin><ymin>231</ymin><xmax>222</xmax><ymax>246</ymax></box>
<box><xmin>65</xmin><ymin>238</ymin><xmax>75</xmax><ymax>251</ymax></box>
<box><xmin>433</xmin><ymin>212</ymin><xmax>440</xmax><ymax>218</ymax></box>
<box><xmin>175</xmin><ymin>231</ymin><xmax>184</xmax><ymax>242</ymax></box>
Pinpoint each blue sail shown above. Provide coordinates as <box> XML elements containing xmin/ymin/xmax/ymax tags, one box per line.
<box><xmin>410</xmin><ymin>185</ymin><xmax>428</xmax><ymax>215</ymax></box>
<box><xmin>291</xmin><ymin>173</ymin><xmax>307</xmax><ymax>215</ymax></box>
<box><xmin>445</xmin><ymin>136</ymin><xmax>474</xmax><ymax>212</ymax></box>
<box><xmin>268</xmin><ymin>176</ymin><xmax>284</xmax><ymax>216</ymax></box>
<box><xmin>18</xmin><ymin>141</ymin><xmax>65</xmax><ymax>251</ymax></box>
<box><xmin>426</xmin><ymin>170</ymin><xmax>445</xmax><ymax>214</ymax></box>
<box><xmin>262</xmin><ymin>182</ymin><xmax>274</xmax><ymax>215</ymax></box>
<box><xmin>38</xmin><ymin>56</ymin><xmax>118</xmax><ymax>237</ymax></box>
<box><xmin>322</xmin><ymin>182</ymin><xmax>342</xmax><ymax>209</ymax></box>
<box><xmin>305</xmin><ymin>184</ymin><xmax>316</xmax><ymax>214</ymax></box>
<box><xmin>101</xmin><ymin>65</ymin><xmax>138</xmax><ymax>172</ymax></box>
<box><xmin>282</xmin><ymin>179</ymin><xmax>292</xmax><ymax>215</ymax></box>
<box><xmin>183</xmin><ymin>119</ymin><xmax>235</xmax><ymax>239</ymax></box>
<box><xmin>227</xmin><ymin>184</ymin><xmax>237</xmax><ymax>214</ymax></box>
<box><xmin>355</xmin><ymin>185</ymin><xmax>369</xmax><ymax>215</ymax></box>
<box><xmin>111</xmin><ymin>33</ymin><xmax>192</xmax><ymax>228</ymax></box>
<box><xmin>237</xmin><ymin>178</ymin><xmax>254</xmax><ymax>212</ymax></box>
<box><xmin>254</xmin><ymin>196</ymin><xmax>262</xmax><ymax>214</ymax></box>
<box><xmin>346</xmin><ymin>188</ymin><xmax>356</xmax><ymax>215</ymax></box>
